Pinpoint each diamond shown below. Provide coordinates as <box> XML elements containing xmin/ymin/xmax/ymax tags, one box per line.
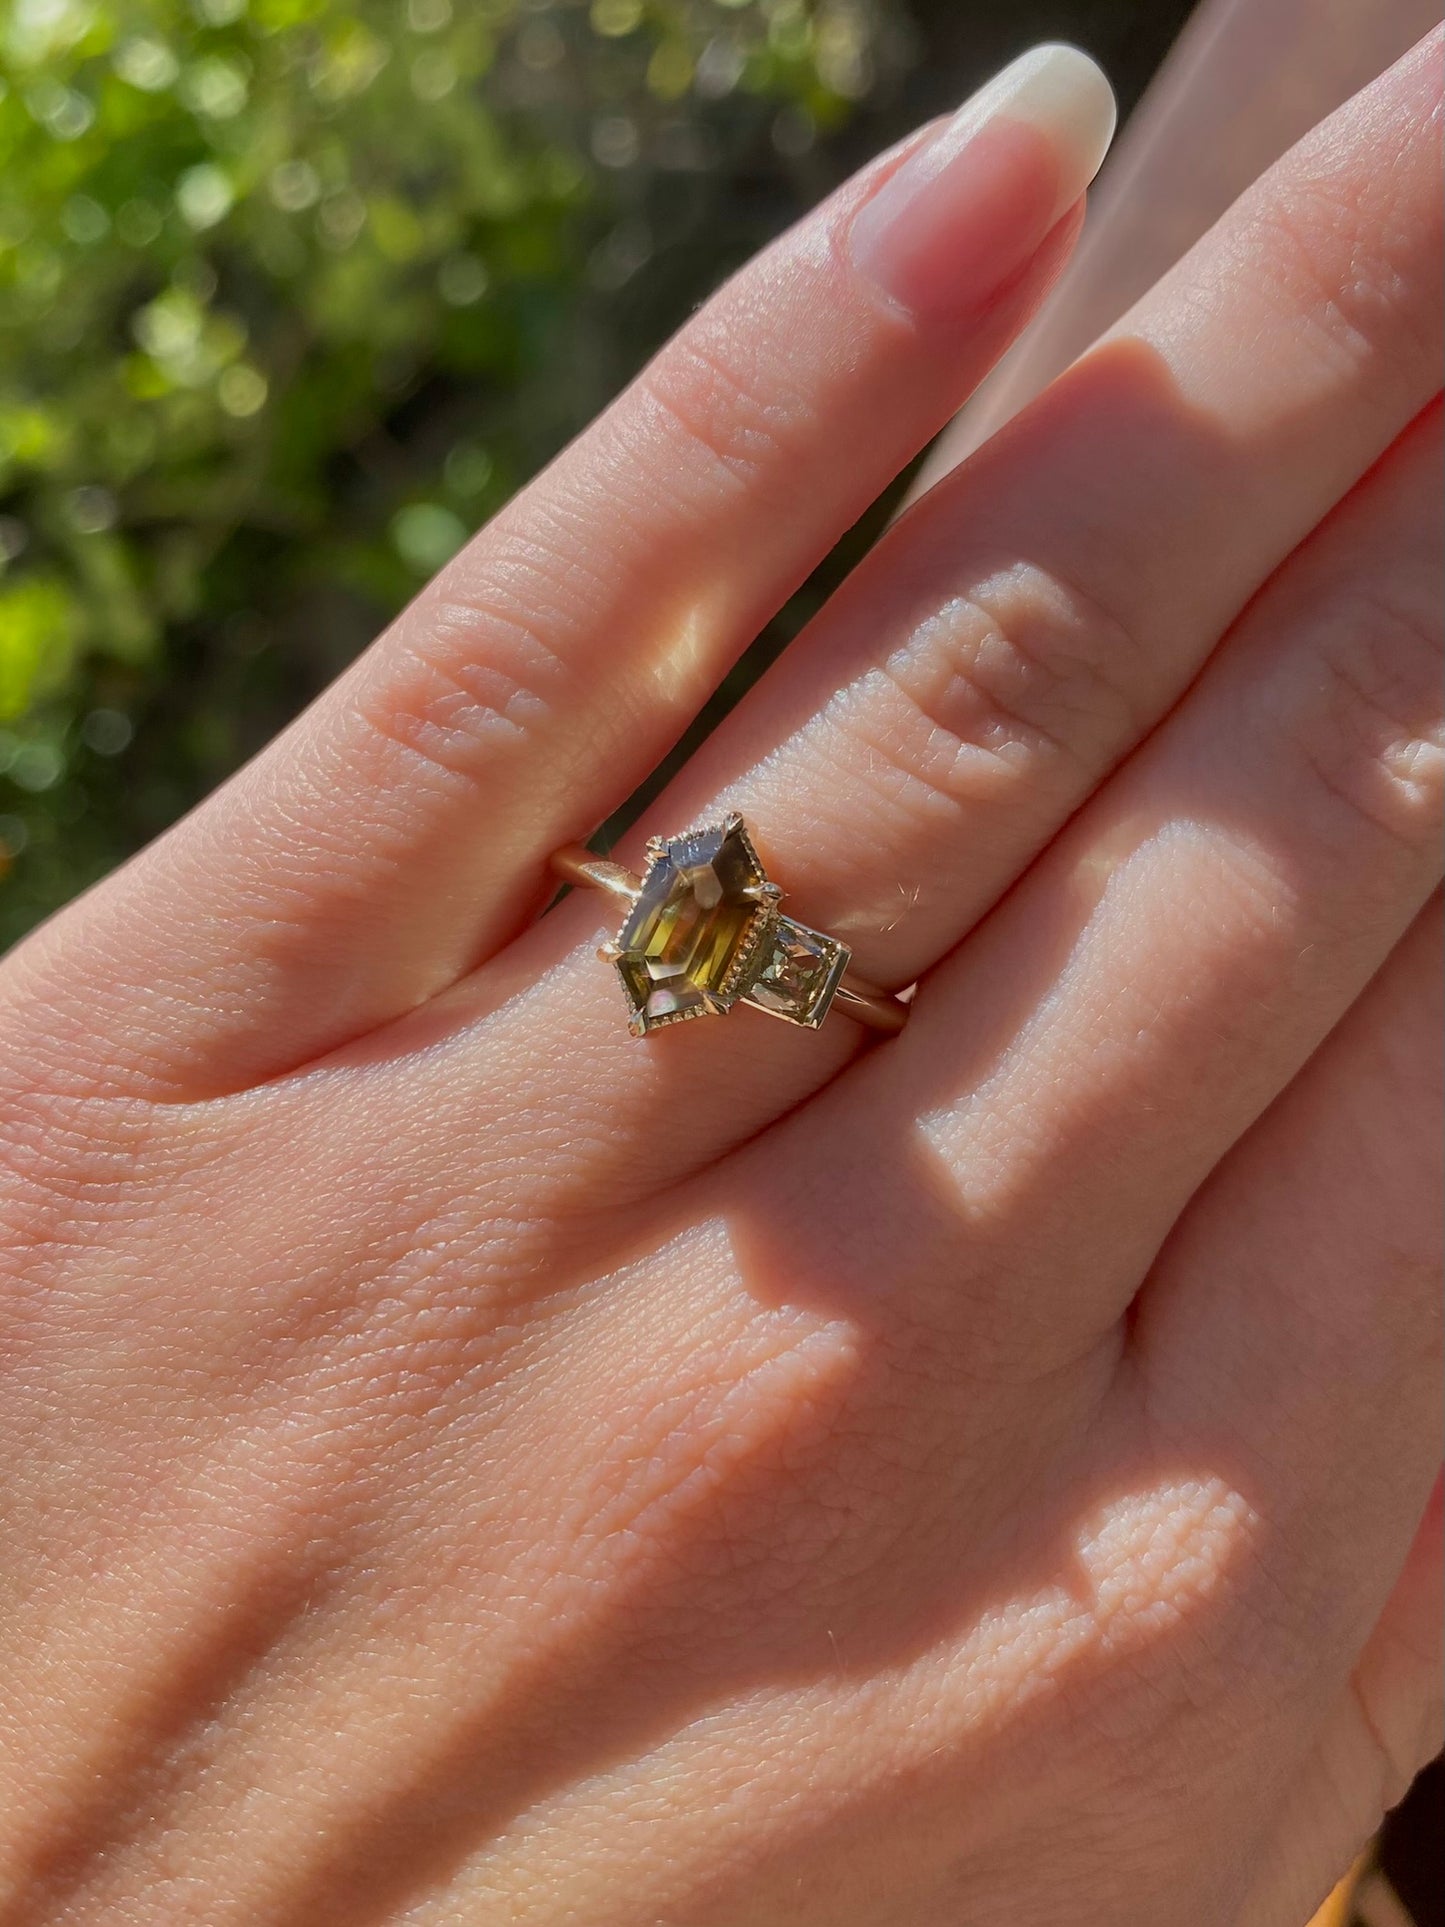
<box><xmin>744</xmin><ymin>917</ymin><xmax>850</xmax><ymax>1029</ymax></box>
<box><xmin>614</xmin><ymin>818</ymin><xmax>772</xmax><ymax>1035</ymax></box>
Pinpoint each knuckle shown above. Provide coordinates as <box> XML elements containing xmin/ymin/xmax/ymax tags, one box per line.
<box><xmin>1278</xmin><ymin>574</ymin><xmax>1445</xmax><ymax>858</ymax></box>
<box><xmin>633</xmin><ymin>322</ymin><xmax>803</xmax><ymax>495</ymax></box>
<box><xmin>352</xmin><ymin>557</ymin><xmax>581</xmax><ymax>790</ymax></box>
<box><xmin>1250</xmin><ymin>192</ymin><xmax>1393</xmax><ymax>380</ymax></box>
<box><xmin>853</xmin><ymin>559</ymin><xmax>1147</xmax><ymax>810</ymax></box>
<box><xmin>1246</xmin><ymin>129</ymin><xmax>1442</xmax><ymax>384</ymax></box>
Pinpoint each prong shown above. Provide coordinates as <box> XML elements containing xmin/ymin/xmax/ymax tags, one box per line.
<box><xmin>597</xmin><ymin>939</ymin><xmax>621</xmax><ymax>963</ymax></box>
<box><xmin>744</xmin><ymin>880</ymin><xmax>782</xmax><ymax>905</ymax></box>
<box><xmin>722</xmin><ymin>810</ymin><xmax>745</xmax><ymax>835</ymax></box>
<box><xmin>644</xmin><ymin>835</ymin><xmax>669</xmax><ymax>863</ymax></box>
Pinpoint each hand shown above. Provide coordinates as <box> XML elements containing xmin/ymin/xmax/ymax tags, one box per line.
<box><xmin>3</xmin><ymin>37</ymin><xmax>1440</xmax><ymax>1927</ymax></box>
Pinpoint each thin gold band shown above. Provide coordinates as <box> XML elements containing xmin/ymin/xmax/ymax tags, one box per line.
<box><xmin>549</xmin><ymin>843</ymin><xmax>909</xmax><ymax>1036</ymax></box>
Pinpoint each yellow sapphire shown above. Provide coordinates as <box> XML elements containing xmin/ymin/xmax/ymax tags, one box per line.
<box><xmin>614</xmin><ymin>816</ymin><xmax>773</xmax><ymax>1035</ymax></box>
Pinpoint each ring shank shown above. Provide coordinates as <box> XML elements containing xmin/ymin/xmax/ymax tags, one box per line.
<box><xmin>549</xmin><ymin>845</ymin><xmax>643</xmax><ymax>906</ymax></box>
<box><xmin>548</xmin><ymin>844</ymin><xmax>909</xmax><ymax>1035</ymax></box>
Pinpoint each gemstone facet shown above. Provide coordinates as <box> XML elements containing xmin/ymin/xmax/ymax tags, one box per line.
<box><xmin>744</xmin><ymin>918</ymin><xmax>851</xmax><ymax>1029</ymax></box>
<box><xmin>614</xmin><ymin>818</ymin><xmax>773</xmax><ymax>1035</ymax></box>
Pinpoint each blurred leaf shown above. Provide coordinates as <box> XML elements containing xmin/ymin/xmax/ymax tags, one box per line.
<box><xmin>0</xmin><ymin>575</ymin><xmax>80</xmax><ymax>719</ymax></box>
<box><xmin>0</xmin><ymin>0</ymin><xmax>908</xmax><ymax>947</ymax></box>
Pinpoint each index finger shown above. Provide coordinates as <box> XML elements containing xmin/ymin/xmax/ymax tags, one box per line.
<box><xmin>7</xmin><ymin>46</ymin><xmax>1116</xmax><ymax>1099</ymax></box>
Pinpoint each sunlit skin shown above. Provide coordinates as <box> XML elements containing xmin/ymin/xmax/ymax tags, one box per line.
<box><xmin>1</xmin><ymin>34</ymin><xmax>1441</xmax><ymax>1927</ymax></box>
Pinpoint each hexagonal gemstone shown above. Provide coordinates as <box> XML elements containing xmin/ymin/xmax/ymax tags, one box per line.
<box><xmin>615</xmin><ymin>820</ymin><xmax>770</xmax><ymax>1034</ymax></box>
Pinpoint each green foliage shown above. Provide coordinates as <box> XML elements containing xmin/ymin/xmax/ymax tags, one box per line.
<box><xmin>0</xmin><ymin>0</ymin><xmax>901</xmax><ymax>944</ymax></box>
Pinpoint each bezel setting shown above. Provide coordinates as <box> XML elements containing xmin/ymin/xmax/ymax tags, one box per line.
<box><xmin>744</xmin><ymin>916</ymin><xmax>852</xmax><ymax>1030</ymax></box>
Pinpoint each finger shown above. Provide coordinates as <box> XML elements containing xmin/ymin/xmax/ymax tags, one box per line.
<box><xmin>639</xmin><ymin>26</ymin><xmax>1444</xmax><ymax>996</ymax></box>
<box><xmin>7</xmin><ymin>47</ymin><xmax>1117</xmax><ymax>1098</ymax></box>
<box><xmin>1143</xmin><ymin>908</ymin><xmax>1444</xmax><ymax>1927</ymax></box>
<box><xmin>393</xmin><ymin>37</ymin><xmax>1445</xmax><ymax>1216</ymax></box>
<box><xmin>1235</xmin><ymin>1479</ymin><xmax>1443</xmax><ymax>1927</ymax></box>
<box><xmin>909</xmin><ymin>0</ymin><xmax>1445</xmax><ymax>497</ymax></box>
<box><xmin>1136</xmin><ymin>902</ymin><xmax>1442</xmax><ymax>1581</ymax></box>
<box><xmin>837</xmin><ymin>396</ymin><xmax>1443</xmax><ymax>1365</ymax></box>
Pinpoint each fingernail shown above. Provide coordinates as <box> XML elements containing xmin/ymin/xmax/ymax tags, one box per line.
<box><xmin>849</xmin><ymin>43</ymin><xmax>1116</xmax><ymax>318</ymax></box>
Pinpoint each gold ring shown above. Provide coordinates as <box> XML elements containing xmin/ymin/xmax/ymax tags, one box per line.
<box><xmin>549</xmin><ymin>814</ymin><xmax>909</xmax><ymax>1039</ymax></box>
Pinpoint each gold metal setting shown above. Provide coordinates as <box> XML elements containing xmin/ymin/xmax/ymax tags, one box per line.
<box><xmin>549</xmin><ymin>815</ymin><xmax>909</xmax><ymax>1039</ymax></box>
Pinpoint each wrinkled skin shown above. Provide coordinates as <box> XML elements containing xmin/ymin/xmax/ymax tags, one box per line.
<box><xmin>2</xmin><ymin>33</ymin><xmax>1441</xmax><ymax>1927</ymax></box>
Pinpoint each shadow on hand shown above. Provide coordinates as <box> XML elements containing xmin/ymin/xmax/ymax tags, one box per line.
<box><xmin>8</xmin><ymin>337</ymin><xmax>1326</xmax><ymax>1927</ymax></box>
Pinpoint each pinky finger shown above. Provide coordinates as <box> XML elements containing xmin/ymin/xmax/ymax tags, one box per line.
<box><xmin>1133</xmin><ymin>902</ymin><xmax>1442</xmax><ymax>1920</ymax></box>
<box><xmin>1235</xmin><ymin>1474</ymin><xmax>1443</xmax><ymax>1927</ymax></box>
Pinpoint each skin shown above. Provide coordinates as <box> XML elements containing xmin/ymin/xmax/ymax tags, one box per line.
<box><xmin>1</xmin><ymin>30</ymin><xmax>1441</xmax><ymax>1927</ymax></box>
<box><xmin>919</xmin><ymin>0</ymin><xmax>1444</xmax><ymax>480</ymax></box>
